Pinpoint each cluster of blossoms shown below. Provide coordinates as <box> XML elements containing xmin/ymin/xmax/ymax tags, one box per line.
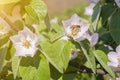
<box><xmin>62</xmin><ymin>14</ymin><xmax>99</xmax><ymax>60</ymax></box>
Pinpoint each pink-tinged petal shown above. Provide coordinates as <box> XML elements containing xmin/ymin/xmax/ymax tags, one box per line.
<box><xmin>115</xmin><ymin>0</ymin><xmax>120</xmax><ymax>8</ymax></box>
<box><xmin>90</xmin><ymin>33</ymin><xmax>99</xmax><ymax>46</ymax></box>
<box><xmin>80</xmin><ymin>23</ymin><xmax>89</xmax><ymax>33</ymax></box>
<box><xmin>108</xmin><ymin>62</ymin><xmax>119</xmax><ymax>67</ymax></box>
<box><xmin>116</xmin><ymin>45</ymin><xmax>120</xmax><ymax>53</ymax></box>
<box><xmin>107</xmin><ymin>52</ymin><xmax>119</xmax><ymax>67</ymax></box>
<box><xmin>62</xmin><ymin>14</ymin><xmax>80</xmax><ymax>33</ymax></box>
<box><xmin>108</xmin><ymin>52</ymin><xmax>119</xmax><ymax>63</ymax></box>
<box><xmin>84</xmin><ymin>3</ymin><xmax>95</xmax><ymax>16</ymax></box>
<box><xmin>70</xmin><ymin>14</ymin><xmax>80</xmax><ymax>25</ymax></box>
<box><xmin>116</xmin><ymin>77</ymin><xmax>120</xmax><ymax>80</ymax></box>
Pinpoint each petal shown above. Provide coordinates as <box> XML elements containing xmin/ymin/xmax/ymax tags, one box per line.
<box><xmin>115</xmin><ymin>0</ymin><xmax>120</xmax><ymax>8</ymax></box>
<box><xmin>62</xmin><ymin>14</ymin><xmax>80</xmax><ymax>29</ymax></box>
<box><xmin>108</xmin><ymin>52</ymin><xmax>119</xmax><ymax>63</ymax></box>
<box><xmin>84</xmin><ymin>3</ymin><xmax>95</xmax><ymax>16</ymax></box>
<box><xmin>10</xmin><ymin>35</ymin><xmax>22</xmax><ymax>43</ymax></box>
<box><xmin>108</xmin><ymin>62</ymin><xmax>119</xmax><ymax>67</ymax></box>
<box><xmin>90</xmin><ymin>33</ymin><xmax>99</xmax><ymax>46</ymax></box>
<box><xmin>116</xmin><ymin>45</ymin><xmax>120</xmax><ymax>53</ymax></box>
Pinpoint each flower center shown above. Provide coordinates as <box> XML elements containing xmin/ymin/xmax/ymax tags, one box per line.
<box><xmin>118</xmin><ymin>57</ymin><xmax>120</xmax><ymax>62</ymax></box>
<box><xmin>23</xmin><ymin>40</ymin><xmax>31</xmax><ymax>48</ymax></box>
<box><xmin>0</xmin><ymin>23</ymin><xmax>5</xmax><ymax>32</ymax></box>
<box><xmin>71</xmin><ymin>25</ymin><xmax>80</xmax><ymax>36</ymax></box>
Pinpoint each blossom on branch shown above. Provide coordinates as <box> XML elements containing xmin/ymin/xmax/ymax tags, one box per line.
<box><xmin>62</xmin><ymin>14</ymin><xmax>89</xmax><ymax>41</ymax></box>
<box><xmin>0</xmin><ymin>17</ymin><xmax>10</xmax><ymax>36</ymax></box>
<box><xmin>10</xmin><ymin>27</ymin><xmax>39</xmax><ymax>57</ymax></box>
<box><xmin>108</xmin><ymin>45</ymin><xmax>120</xmax><ymax>67</ymax></box>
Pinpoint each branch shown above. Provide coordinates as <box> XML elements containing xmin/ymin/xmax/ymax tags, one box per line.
<box><xmin>69</xmin><ymin>61</ymin><xmax>120</xmax><ymax>75</ymax></box>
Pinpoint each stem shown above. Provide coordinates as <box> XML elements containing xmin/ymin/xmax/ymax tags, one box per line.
<box><xmin>79</xmin><ymin>42</ymin><xmax>96</xmax><ymax>73</ymax></box>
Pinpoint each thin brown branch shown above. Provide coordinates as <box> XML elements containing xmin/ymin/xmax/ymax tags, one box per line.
<box><xmin>69</xmin><ymin>61</ymin><xmax>109</xmax><ymax>75</ymax></box>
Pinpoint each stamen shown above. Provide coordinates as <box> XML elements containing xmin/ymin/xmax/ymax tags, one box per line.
<box><xmin>71</xmin><ymin>25</ymin><xmax>80</xmax><ymax>36</ymax></box>
<box><xmin>23</xmin><ymin>40</ymin><xmax>31</xmax><ymax>48</ymax></box>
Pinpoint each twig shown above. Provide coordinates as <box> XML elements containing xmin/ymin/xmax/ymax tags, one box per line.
<box><xmin>69</xmin><ymin>61</ymin><xmax>107</xmax><ymax>75</ymax></box>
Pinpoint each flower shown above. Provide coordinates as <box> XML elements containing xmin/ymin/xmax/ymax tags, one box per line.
<box><xmin>84</xmin><ymin>3</ymin><xmax>95</xmax><ymax>16</ymax></box>
<box><xmin>115</xmin><ymin>0</ymin><xmax>120</xmax><ymax>8</ymax></box>
<box><xmin>86</xmin><ymin>33</ymin><xmax>99</xmax><ymax>46</ymax></box>
<box><xmin>62</xmin><ymin>14</ymin><xmax>89</xmax><ymax>42</ymax></box>
<box><xmin>108</xmin><ymin>45</ymin><xmax>120</xmax><ymax>67</ymax></box>
<box><xmin>0</xmin><ymin>17</ymin><xmax>10</xmax><ymax>36</ymax></box>
<box><xmin>116</xmin><ymin>77</ymin><xmax>120</xmax><ymax>80</ymax></box>
<box><xmin>10</xmin><ymin>27</ymin><xmax>39</xmax><ymax>57</ymax></box>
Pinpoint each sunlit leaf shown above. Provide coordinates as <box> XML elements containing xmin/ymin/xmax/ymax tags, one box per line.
<box><xmin>93</xmin><ymin>50</ymin><xmax>115</xmax><ymax>78</ymax></box>
<box><xmin>25</xmin><ymin>0</ymin><xmax>47</xmax><ymax>22</ymax></box>
<box><xmin>40</xmin><ymin>40</ymin><xmax>71</xmax><ymax>73</ymax></box>
<box><xmin>0</xmin><ymin>47</ymin><xmax>8</xmax><ymax>72</ymax></box>
<box><xmin>19</xmin><ymin>52</ymin><xmax>50</xmax><ymax>80</ymax></box>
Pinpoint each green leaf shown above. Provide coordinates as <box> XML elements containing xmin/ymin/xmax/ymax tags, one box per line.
<box><xmin>51</xmin><ymin>32</ymin><xmax>65</xmax><ymax>42</ymax></box>
<box><xmin>19</xmin><ymin>52</ymin><xmax>50</xmax><ymax>80</ymax></box>
<box><xmin>12</xmin><ymin>56</ymin><xmax>21</xmax><ymax>79</ymax></box>
<box><xmin>101</xmin><ymin>3</ymin><xmax>116</xmax><ymax>25</ymax></box>
<box><xmin>25</xmin><ymin>0</ymin><xmax>47</xmax><ymax>21</ymax></box>
<box><xmin>0</xmin><ymin>47</ymin><xmax>8</xmax><ymax>72</ymax></box>
<box><xmin>92</xmin><ymin>5</ymin><xmax>101</xmax><ymax>31</ymax></box>
<box><xmin>0</xmin><ymin>0</ymin><xmax>20</xmax><ymax>4</ymax></box>
<box><xmin>40</xmin><ymin>40</ymin><xmax>71</xmax><ymax>73</ymax></box>
<box><xmin>44</xmin><ymin>14</ymin><xmax>51</xmax><ymax>31</ymax></box>
<box><xmin>0</xmin><ymin>35</ymin><xmax>9</xmax><ymax>47</ymax></box>
<box><xmin>59</xmin><ymin>74</ymin><xmax>77</xmax><ymax>80</ymax></box>
<box><xmin>79</xmin><ymin>42</ymin><xmax>96</xmax><ymax>73</ymax></box>
<box><xmin>93</xmin><ymin>50</ymin><xmax>115</xmax><ymax>78</ymax></box>
<box><xmin>109</xmin><ymin>10</ymin><xmax>120</xmax><ymax>44</ymax></box>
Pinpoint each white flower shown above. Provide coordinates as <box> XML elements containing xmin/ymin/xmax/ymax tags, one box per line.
<box><xmin>69</xmin><ymin>50</ymin><xmax>79</xmax><ymax>60</ymax></box>
<box><xmin>116</xmin><ymin>77</ymin><xmax>120</xmax><ymax>80</ymax></box>
<box><xmin>115</xmin><ymin>0</ymin><xmax>120</xmax><ymax>8</ymax></box>
<box><xmin>10</xmin><ymin>27</ymin><xmax>39</xmax><ymax>57</ymax></box>
<box><xmin>0</xmin><ymin>17</ymin><xmax>10</xmax><ymax>36</ymax></box>
<box><xmin>62</xmin><ymin>14</ymin><xmax>89</xmax><ymax>41</ymax></box>
<box><xmin>108</xmin><ymin>45</ymin><xmax>120</xmax><ymax>67</ymax></box>
<box><xmin>84</xmin><ymin>3</ymin><xmax>95</xmax><ymax>16</ymax></box>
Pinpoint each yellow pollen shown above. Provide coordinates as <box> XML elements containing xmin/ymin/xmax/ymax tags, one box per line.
<box><xmin>23</xmin><ymin>40</ymin><xmax>31</xmax><ymax>48</ymax></box>
<box><xmin>118</xmin><ymin>57</ymin><xmax>120</xmax><ymax>62</ymax></box>
<box><xmin>71</xmin><ymin>25</ymin><xmax>80</xmax><ymax>36</ymax></box>
<box><xmin>0</xmin><ymin>23</ymin><xmax>5</xmax><ymax>32</ymax></box>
